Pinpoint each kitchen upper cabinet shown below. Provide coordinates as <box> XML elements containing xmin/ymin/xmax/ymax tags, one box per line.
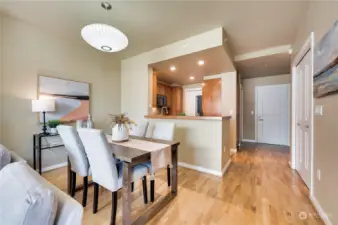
<box><xmin>202</xmin><ymin>78</ymin><xmax>221</xmax><ymax>116</ymax></box>
<box><xmin>165</xmin><ymin>86</ymin><xmax>172</xmax><ymax>107</ymax></box>
<box><xmin>157</xmin><ymin>83</ymin><xmax>166</xmax><ymax>95</ymax></box>
<box><xmin>171</xmin><ymin>87</ymin><xmax>183</xmax><ymax>115</ymax></box>
<box><xmin>152</xmin><ymin>73</ymin><xmax>158</xmax><ymax>107</ymax></box>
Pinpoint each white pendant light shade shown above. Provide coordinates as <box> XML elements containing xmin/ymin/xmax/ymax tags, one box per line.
<box><xmin>81</xmin><ymin>23</ymin><xmax>128</xmax><ymax>52</ymax></box>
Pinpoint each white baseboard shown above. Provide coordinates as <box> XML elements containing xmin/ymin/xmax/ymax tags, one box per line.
<box><xmin>222</xmin><ymin>159</ymin><xmax>232</xmax><ymax>176</ymax></box>
<box><xmin>310</xmin><ymin>195</ymin><xmax>332</xmax><ymax>225</ymax></box>
<box><xmin>42</xmin><ymin>162</ymin><xmax>68</xmax><ymax>173</ymax></box>
<box><xmin>230</xmin><ymin>148</ymin><xmax>237</xmax><ymax>155</ymax></box>
<box><xmin>242</xmin><ymin>139</ymin><xmax>256</xmax><ymax>143</ymax></box>
<box><xmin>178</xmin><ymin>162</ymin><xmax>222</xmax><ymax>177</ymax></box>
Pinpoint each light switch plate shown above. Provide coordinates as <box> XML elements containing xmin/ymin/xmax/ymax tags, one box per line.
<box><xmin>315</xmin><ymin>105</ymin><xmax>323</xmax><ymax>116</ymax></box>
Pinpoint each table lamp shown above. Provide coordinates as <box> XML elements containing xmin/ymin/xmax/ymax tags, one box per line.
<box><xmin>32</xmin><ymin>99</ymin><xmax>56</xmax><ymax>134</ymax></box>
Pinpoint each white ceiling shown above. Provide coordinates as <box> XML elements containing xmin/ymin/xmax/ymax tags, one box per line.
<box><xmin>0</xmin><ymin>1</ymin><xmax>308</xmax><ymax>61</ymax></box>
<box><xmin>236</xmin><ymin>52</ymin><xmax>291</xmax><ymax>79</ymax></box>
<box><xmin>150</xmin><ymin>46</ymin><xmax>234</xmax><ymax>85</ymax></box>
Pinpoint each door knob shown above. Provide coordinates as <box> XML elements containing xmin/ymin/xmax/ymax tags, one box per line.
<box><xmin>297</xmin><ymin>123</ymin><xmax>301</xmax><ymax>126</ymax></box>
<box><xmin>305</xmin><ymin>125</ymin><xmax>310</xmax><ymax>128</ymax></box>
<box><xmin>258</xmin><ymin>118</ymin><xmax>264</xmax><ymax>121</ymax></box>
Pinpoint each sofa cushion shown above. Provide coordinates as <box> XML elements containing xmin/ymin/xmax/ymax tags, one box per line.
<box><xmin>0</xmin><ymin>144</ymin><xmax>11</xmax><ymax>170</ymax></box>
<box><xmin>0</xmin><ymin>162</ymin><xmax>58</xmax><ymax>225</ymax></box>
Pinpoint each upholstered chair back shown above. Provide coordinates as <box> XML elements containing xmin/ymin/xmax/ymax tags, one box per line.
<box><xmin>77</xmin><ymin>128</ymin><xmax>119</xmax><ymax>192</ymax></box>
<box><xmin>57</xmin><ymin>125</ymin><xmax>89</xmax><ymax>177</ymax></box>
<box><xmin>152</xmin><ymin>122</ymin><xmax>175</xmax><ymax>141</ymax></box>
<box><xmin>130</xmin><ymin>121</ymin><xmax>149</xmax><ymax>137</ymax></box>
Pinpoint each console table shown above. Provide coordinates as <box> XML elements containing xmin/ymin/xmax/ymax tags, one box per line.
<box><xmin>33</xmin><ymin>133</ymin><xmax>64</xmax><ymax>174</ymax></box>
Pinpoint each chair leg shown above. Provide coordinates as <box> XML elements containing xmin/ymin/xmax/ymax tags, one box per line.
<box><xmin>82</xmin><ymin>176</ymin><xmax>88</xmax><ymax>207</ymax></box>
<box><xmin>71</xmin><ymin>171</ymin><xmax>76</xmax><ymax>197</ymax></box>
<box><xmin>131</xmin><ymin>182</ymin><xmax>134</xmax><ymax>192</ymax></box>
<box><xmin>142</xmin><ymin>176</ymin><xmax>148</xmax><ymax>204</ymax></box>
<box><xmin>167</xmin><ymin>166</ymin><xmax>171</xmax><ymax>187</ymax></box>
<box><xmin>93</xmin><ymin>183</ymin><xmax>99</xmax><ymax>214</ymax></box>
<box><xmin>111</xmin><ymin>191</ymin><xmax>118</xmax><ymax>225</ymax></box>
<box><xmin>150</xmin><ymin>179</ymin><xmax>155</xmax><ymax>202</ymax></box>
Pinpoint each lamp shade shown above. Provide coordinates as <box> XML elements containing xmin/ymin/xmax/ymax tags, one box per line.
<box><xmin>81</xmin><ymin>23</ymin><xmax>128</xmax><ymax>52</ymax></box>
<box><xmin>32</xmin><ymin>99</ymin><xmax>55</xmax><ymax>112</ymax></box>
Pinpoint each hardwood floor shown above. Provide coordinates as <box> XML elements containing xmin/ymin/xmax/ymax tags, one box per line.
<box><xmin>43</xmin><ymin>142</ymin><xmax>324</xmax><ymax>225</ymax></box>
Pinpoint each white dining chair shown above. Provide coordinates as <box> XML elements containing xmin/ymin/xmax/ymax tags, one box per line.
<box><xmin>57</xmin><ymin>125</ymin><xmax>90</xmax><ymax>207</ymax></box>
<box><xmin>77</xmin><ymin>128</ymin><xmax>149</xmax><ymax>225</ymax></box>
<box><xmin>130</xmin><ymin>121</ymin><xmax>149</xmax><ymax>137</ymax></box>
<box><xmin>144</xmin><ymin>122</ymin><xmax>175</xmax><ymax>202</ymax></box>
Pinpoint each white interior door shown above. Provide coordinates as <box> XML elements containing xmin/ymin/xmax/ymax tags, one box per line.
<box><xmin>295</xmin><ymin>50</ymin><xmax>312</xmax><ymax>188</ymax></box>
<box><xmin>184</xmin><ymin>88</ymin><xmax>202</xmax><ymax>116</ymax></box>
<box><xmin>256</xmin><ymin>84</ymin><xmax>290</xmax><ymax>145</ymax></box>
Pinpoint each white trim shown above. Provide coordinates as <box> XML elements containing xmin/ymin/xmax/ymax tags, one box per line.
<box><xmin>230</xmin><ymin>148</ymin><xmax>237</xmax><ymax>154</ymax></box>
<box><xmin>310</xmin><ymin>195</ymin><xmax>332</xmax><ymax>225</ymax></box>
<box><xmin>203</xmin><ymin>73</ymin><xmax>223</xmax><ymax>80</ymax></box>
<box><xmin>234</xmin><ymin>45</ymin><xmax>291</xmax><ymax>62</ymax></box>
<box><xmin>42</xmin><ymin>162</ymin><xmax>68</xmax><ymax>173</ymax></box>
<box><xmin>291</xmin><ymin>32</ymin><xmax>314</xmax><ymax>195</ymax></box>
<box><xmin>178</xmin><ymin>162</ymin><xmax>222</xmax><ymax>177</ymax></box>
<box><xmin>222</xmin><ymin>159</ymin><xmax>232</xmax><ymax>175</ymax></box>
<box><xmin>240</xmin><ymin>84</ymin><xmax>244</xmax><ymax>142</ymax></box>
<box><xmin>242</xmin><ymin>139</ymin><xmax>257</xmax><ymax>143</ymax></box>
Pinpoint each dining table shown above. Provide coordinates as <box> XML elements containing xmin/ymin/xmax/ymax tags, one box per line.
<box><xmin>67</xmin><ymin>135</ymin><xmax>180</xmax><ymax>225</ymax></box>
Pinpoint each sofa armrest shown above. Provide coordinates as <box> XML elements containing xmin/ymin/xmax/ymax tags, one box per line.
<box><xmin>10</xmin><ymin>151</ymin><xmax>26</xmax><ymax>163</ymax></box>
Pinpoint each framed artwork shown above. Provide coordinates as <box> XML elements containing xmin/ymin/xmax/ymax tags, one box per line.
<box><xmin>38</xmin><ymin>75</ymin><xmax>90</xmax><ymax>122</ymax></box>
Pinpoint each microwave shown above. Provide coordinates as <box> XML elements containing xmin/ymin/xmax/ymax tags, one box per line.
<box><xmin>156</xmin><ymin>95</ymin><xmax>167</xmax><ymax>107</ymax></box>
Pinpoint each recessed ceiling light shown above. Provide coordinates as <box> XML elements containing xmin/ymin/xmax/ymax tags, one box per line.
<box><xmin>189</xmin><ymin>76</ymin><xmax>195</xmax><ymax>80</ymax></box>
<box><xmin>198</xmin><ymin>60</ymin><xmax>205</xmax><ymax>66</ymax></box>
<box><xmin>170</xmin><ymin>66</ymin><xmax>176</xmax><ymax>71</ymax></box>
<box><xmin>202</xmin><ymin>83</ymin><xmax>205</xmax><ymax>86</ymax></box>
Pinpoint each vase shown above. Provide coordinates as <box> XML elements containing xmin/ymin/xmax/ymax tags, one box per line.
<box><xmin>111</xmin><ymin>124</ymin><xmax>129</xmax><ymax>142</ymax></box>
<box><xmin>50</xmin><ymin>128</ymin><xmax>58</xmax><ymax>134</ymax></box>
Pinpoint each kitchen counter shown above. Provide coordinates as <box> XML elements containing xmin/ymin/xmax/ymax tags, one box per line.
<box><xmin>144</xmin><ymin>115</ymin><xmax>231</xmax><ymax>121</ymax></box>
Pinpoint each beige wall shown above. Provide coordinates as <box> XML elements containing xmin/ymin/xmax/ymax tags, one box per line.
<box><xmin>293</xmin><ymin>2</ymin><xmax>338</xmax><ymax>224</ymax></box>
<box><xmin>242</xmin><ymin>74</ymin><xmax>291</xmax><ymax>140</ymax></box>
<box><xmin>0</xmin><ymin>15</ymin><xmax>2</xmax><ymax>143</ymax></box>
<box><xmin>221</xmin><ymin>72</ymin><xmax>237</xmax><ymax>149</ymax></box>
<box><xmin>147</xmin><ymin>118</ymin><xmax>229</xmax><ymax>175</ymax></box>
<box><xmin>0</xmin><ymin>15</ymin><xmax>120</xmax><ymax>168</ymax></box>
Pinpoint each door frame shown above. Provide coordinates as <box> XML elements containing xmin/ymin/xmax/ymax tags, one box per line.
<box><xmin>291</xmin><ymin>32</ymin><xmax>314</xmax><ymax>194</ymax></box>
<box><xmin>254</xmin><ymin>84</ymin><xmax>290</xmax><ymax>145</ymax></box>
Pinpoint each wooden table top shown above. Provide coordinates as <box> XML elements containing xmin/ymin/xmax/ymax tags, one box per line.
<box><xmin>106</xmin><ymin>135</ymin><xmax>180</xmax><ymax>163</ymax></box>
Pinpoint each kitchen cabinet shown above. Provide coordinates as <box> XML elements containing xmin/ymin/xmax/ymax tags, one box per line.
<box><xmin>157</xmin><ymin>83</ymin><xmax>166</xmax><ymax>95</ymax></box>
<box><xmin>165</xmin><ymin>85</ymin><xmax>172</xmax><ymax>107</ymax></box>
<box><xmin>152</xmin><ymin>72</ymin><xmax>158</xmax><ymax>107</ymax></box>
<box><xmin>171</xmin><ymin>87</ymin><xmax>183</xmax><ymax>115</ymax></box>
<box><xmin>202</xmin><ymin>78</ymin><xmax>221</xmax><ymax>116</ymax></box>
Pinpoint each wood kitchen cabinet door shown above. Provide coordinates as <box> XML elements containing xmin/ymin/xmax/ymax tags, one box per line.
<box><xmin>202</xmin><ymin>78</ymin><xmax>221</xmax><ymax>116</ymax></box>
<box><xmin>171</xmin><ymin>87</ymin><xmax>183</xmax><ymax>115</ymax></box>
<box><xmin>165</xmin><ymin>86</ymin><xmax>172</xmax><ymax>107</ymax></box>
<box><xmin>157</xmin><ymin>83</ymin><xmax>166</xmax><ymax>95</ymax></box>
<box><xmin>152</xmin><ymin>73</ymin><xmax>158</xmax><ymax>107</ymax></box>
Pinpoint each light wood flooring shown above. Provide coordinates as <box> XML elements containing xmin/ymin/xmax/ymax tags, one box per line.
<box><xmin>43</xmin><ymin>142</ymin><xmax>324</xmax><ymax>225</ymax></box>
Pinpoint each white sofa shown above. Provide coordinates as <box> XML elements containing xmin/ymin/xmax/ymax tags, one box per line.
<box><xmin>2</xmin><ymin>151</ymin><xmax>84</xmax><ymax>225</ymax></box>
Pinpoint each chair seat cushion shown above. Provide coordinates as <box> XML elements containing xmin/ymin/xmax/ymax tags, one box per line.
<box><xmin>0</xmin><ymin>162</ymin><xmax>58</xmax><ymax>225</ymax></box>
<box><xmin>116</xmin><ymin>162</ymin><xmax>148</xmax><ymax>189</ymax></box>
<box><xmin>0</xmin><ymin>144</ymin><xmax>11</xmax><ymax>170</ymax></box>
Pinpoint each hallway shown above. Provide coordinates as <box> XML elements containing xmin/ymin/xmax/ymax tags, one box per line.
<box><xmin>43</xmin><ymin>143</ymin><xmax>324</xmax><ymax>225</ymax></box>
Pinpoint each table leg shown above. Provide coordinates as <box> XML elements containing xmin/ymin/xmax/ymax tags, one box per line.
<box><xmin>67</xmin><ymin>157</ymin><xmax>72</xmax><ymax>195</ymax></box>
<box><xmin>122</xmin><ymin>162</ymin><xmax>132</xmax><ymax>225</ymax></box>
<box><xmin>38</xmin><ymin>136</ymin><xmax>42</xmax><ymax>175</ymax></box>
<box><xmin>33</xmin><ymin>135</ymin><xmax>36</xmax><ymax>170</ymax></box>
<box><xmin>171</xmin><ymin>145</ymin><xmax>178</xmax><ymax>194</ymax></box>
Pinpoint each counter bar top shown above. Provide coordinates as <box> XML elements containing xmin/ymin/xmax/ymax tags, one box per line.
<box><xmin>145</xmin><ymin>115</ymin><xmax>231</xmax><ymax>121</ymax></box>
